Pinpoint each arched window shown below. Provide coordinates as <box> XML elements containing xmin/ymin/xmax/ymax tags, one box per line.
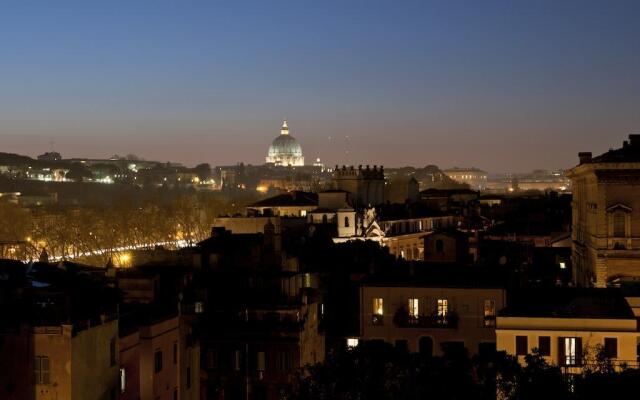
<box><xmin>435</xmin><ymin>239</ymin><xmax>444</xmax><ymax>253</ymax></box>
<box><xmin>344</xmin><ymin>216</ymin><xmax>350</xmax><ymax>227</ymax></box>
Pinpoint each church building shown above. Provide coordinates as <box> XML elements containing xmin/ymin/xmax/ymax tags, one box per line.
<box><xmin>265</xmin><ymin>120</ymin><xmax>305</xmax><ymax>166</ymax></box>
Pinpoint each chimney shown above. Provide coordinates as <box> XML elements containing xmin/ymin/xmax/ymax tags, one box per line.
<box><xmin>578</xmin><ymin>152</ymin><xmax>592</xmax><ymax>164</ymax></box>
<box><xmin>629</xmin><ymin>134</ymin><xmax>640</xmax><ymax>147</ymax></box>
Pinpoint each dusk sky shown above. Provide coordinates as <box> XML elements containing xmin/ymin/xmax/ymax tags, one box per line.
<box><xmin>2</xmin><ymin>0</ymin><xmax>639</xmax><ymax>172</ymax></box>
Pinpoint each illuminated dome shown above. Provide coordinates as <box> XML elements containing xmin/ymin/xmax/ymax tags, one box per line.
<box><xmin>266</xmin><ymin>120</ymin><xmax>305</xmax><ymax>166</ymax></box>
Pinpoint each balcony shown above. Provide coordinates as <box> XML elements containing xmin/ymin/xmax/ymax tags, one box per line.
<box><xmin>393</xmin><ymin>307</ymin><xmax>458</xmax><ymax>329</ymax></box>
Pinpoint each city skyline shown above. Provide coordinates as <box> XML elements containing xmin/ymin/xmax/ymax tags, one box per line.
<box><xmin>2</xmin><ymin>1</ymin><xmax>640</xmax><ymax>171</ymax></box>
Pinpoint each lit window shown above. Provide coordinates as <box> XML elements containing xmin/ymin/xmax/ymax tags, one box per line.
<box><xmin>119</xmin><ymin>368</ymin><xmax>126</xmax><ymax>394</ymax></box>
<box><xmin>564</xmin><ymin>338</ymin><xmax>576</xmax><ymax>365</ymax></box>
<box><xmin>483</xmin><ymin>299</ymin><xmax>496</xmax><ymax>326</ymax></box>
<box><xmin>372</xmin><ymin>298</ymin><xmax>384</xmax><ymax>325</ymax></box>
<box><xmin>257</xmin><ymin>351</ymin><xmax>266</xmax><ymax>371</ymax></box>
<box><xmin>300</xmin><ymin>210</ymin><xmax>307</xmax><ymax>217</ymax></box>
<box><xmin>437</xmin><ymin>299</ymin><xmax>448</xmax><ymax>322</ymax></box>
<box><xmin>408</xmin><ymin>298</ymin><xmax>419</xmax><ymax>318</ymax></box>
<box><xmin>195</xmin><ymin>302</ymin><xmax>204</xmax><ymax>314</ymax></box>
<box><xmin>347</xmin><ymin>338</ymin><xmax>359</xmax><ymax>348</ymax></box>
<box><xmin>373</xmin><ymin>298</ymin><xmax>384</xmax><ymax>315</ymax></box>
<box><xmin>34</xmin><ymin>356</ymin><xmax>50</xmax><ymax>384</ymax></box>
<box><xmin>559</xmin><ymin>262</ymin><xmax>566</xmax><ymax>270</ymax></box>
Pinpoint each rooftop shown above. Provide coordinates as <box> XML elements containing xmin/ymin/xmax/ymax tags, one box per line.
<box><xmin>248</xmin><ymin>191</ymin><xmax>318</xmax><ymax>208</ymax></box>
<box><xmin>579</xmin><ymin>134</ymin><xmax>640</xmax><ymax>164</ymax></box>
<box><xmin>363</xmin><ymin>265</ymin><xmax>507</xmax><ymax>289</ymax></box>
<box><xmin>500</xmin><ymin>288</ymin><xmax>635</xmax><ymax>319</ymax></box>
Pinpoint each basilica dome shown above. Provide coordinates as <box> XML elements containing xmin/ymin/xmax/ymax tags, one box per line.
<box><xmin>266</xmin><ymin>120</ymin><xmax>305</xmax><ymax>166</ymax></box>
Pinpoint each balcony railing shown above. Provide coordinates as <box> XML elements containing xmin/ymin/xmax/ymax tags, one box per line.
<box><xmin>394</xmin><ymin>308</ymin><xmax>458</xmax><ymax>329</ymax></box>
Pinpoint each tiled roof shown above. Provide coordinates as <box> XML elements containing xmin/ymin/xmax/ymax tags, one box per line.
<box><xmin>249</xmin><ymin>191</ymin><xmax>318</xmax><ymax>208</ymax></box>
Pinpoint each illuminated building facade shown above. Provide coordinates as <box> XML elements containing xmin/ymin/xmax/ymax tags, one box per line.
<box><xmin>359</xmin><ymin>281</ymin><xmax>505</xmax><ymax>356</ymax></box>
<box><xmin>497</xmin><ymin>289</ymin><xmax>640</xmax><ymax>372</ymax></box>
<box><xmin>266</xmin><ymin>120</ymin><xmax>305</xmax><ymax>166</ymax></box>
<box><xmin>442</xmin><ymin>167</ymin><xmax>488</xmax><ymax>190</ymax></box>
<box><xmin>567</xmin><ymin>134</ymin><xmax>640</xmax><ymax>287</ymax></box>
<box><xmin>333</xmin><ymin>165</ymin><xmax>385</xmax><ymax>207</ymax></box>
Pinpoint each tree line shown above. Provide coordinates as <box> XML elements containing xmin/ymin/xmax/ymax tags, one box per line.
<box><xmin>0</xmin><ymin>190</ymin><xmax>256</xmax><ymax>264</ymax></box>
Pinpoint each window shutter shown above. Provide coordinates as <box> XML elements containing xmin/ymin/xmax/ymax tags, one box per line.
<box><xmin>604</xmin><ymin>338</ymin><xmax>618</xmax><ymax>358</ymax></box>
<box><xmin>234</xmin><ymin>350</ymin><xmax>241</xmax><ymax>371</ymax></box>
<box><xmin>34</xmin><ymin>357</ymin><xmax>41</xmax><ymax>384</ymax></box>
<box><xmin>41</xmin><ymin>357</ymin><xmax>50</xmax><ymax>384</ymax></box>
<box><xmin>257</xmin><ymin>351</ymin><xmax>266</xmax><ymax>371</ymax></box>
<box><xmin>576</xmin><ymin>338</ymin><xmax>583</xmax><ymax>366</ymax></box>
<box><xmin>558</xmin><ymin>337</ymin><xmax>565</xmax><ymax>366</ymax></box>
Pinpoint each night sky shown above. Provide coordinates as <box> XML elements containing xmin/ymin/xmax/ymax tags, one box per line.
<box><xmin>2</xmin><ymin>0</ymin><xmax>639</xmax><ymax>172</ymax></box>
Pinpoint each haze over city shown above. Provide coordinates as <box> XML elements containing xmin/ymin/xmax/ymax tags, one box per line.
<box><xmin>6</xmin><ymin>1</ymin><xmax>640</xmax><ymax>400</ymax></box>
<box><xmin>2</xmin><ymin>0</ymin><xmax>640</xmax><ymax>171</ymax></box>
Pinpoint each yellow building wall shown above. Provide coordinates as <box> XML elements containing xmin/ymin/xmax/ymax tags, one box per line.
<box><xmin>71</xmin><ymin>320</ymin><xmax>119</xmax><ymax>400</ymax></box>
<box><xmin>32</xmin><ymin>320</ymin><xmax>119</xmax><ymax>400</ymax></box>
<box><xmin>33</xmin><ymin>326</ymin><xmax>73</xmax><ymax>400</ymax></box>
<box><xmin>139</xmin><ymin>317</ymin><xmax>180</xmax><ymax>400</ymax></box>
<box><xmin>497</xmin><ymin>317</ymin><xmax>639</xmax><ymax>370</ymax></box>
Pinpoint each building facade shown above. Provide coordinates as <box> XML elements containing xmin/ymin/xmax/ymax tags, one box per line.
<box><xmin>497</xmin><ymin>289</ymin><xmax>640</xmax><ymax>372</ymax></box>
<box><xmin>0</xmin><ymin>320</ymin><xmax>119</xmax><ymax>400</ymax></box>
<box><xmin>442</xmin><ymin>167</ymin><xmax>488</xmax><ymax>191</ymax></box>
<box><xmin>358</xmin><ymin>283</ymin><xmax>505</xmax><ymax>356</ymax></box>
<box><xmin>333</xmin><ymin>165</ymin><xmax>385</xmax><ymax>207</ymax></box>
<box><xmin>119</xmin><ymin>315</ymin><xmax>199</xmax><ymax>400</ymax></box>
<box><xmin>567</xmin><ymin>134</ymin><xmax>640</xmax><ymax>287</ymax></box>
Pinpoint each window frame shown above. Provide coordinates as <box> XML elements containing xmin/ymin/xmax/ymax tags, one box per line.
<box><xmin>34</xmin><ymin>355</ymin><xmax>51</xmax><ymax>385</ymax></box>
<box><xmin>483</xmin><ymin>299</ymin><xmax>496</xmax><ymax>327</ymax></box>
<box><xmin>408</xmin><ymin>298</ymin><xmax>419</xmax><ymax>319</ymax></box>
<box><xmin>154</xmin><ymin>350</ymin><xmax>163</xmax><ymax>373</ymax></box>
<box><xmin>372</xmin><ymin>298</ymin><xmax>384</xmax><ymax>325</ymax></box>
<box><xmin>538</xmin><ymin>336</ymin><xmax>551</xmax><ymax>356</ymax></box>
<box><xmin>437</xmin><ymin>298</ymin><xmax>448</xmax><ymax>323</ymax></box>
<box><xmin>604</xmin><ymin>337</ymin><xmax>618</xmax><ymax>359</ymax></box>
<box><xmin>515</xmin><ymin>336</ymin><xmax>528</xmax><ymax>356</ymax></box>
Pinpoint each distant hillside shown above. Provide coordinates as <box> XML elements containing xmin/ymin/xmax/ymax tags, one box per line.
<box><xmin>0</xmin><ymin>152</ymin><xmax>34</xmax><ymax>165</ymax></box>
